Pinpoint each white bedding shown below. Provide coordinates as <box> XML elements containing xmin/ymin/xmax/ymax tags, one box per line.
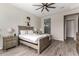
<box><xmin>19</xmin><ymin>34</ymin><xmax>50</xmax><ymax>44</ymax></box>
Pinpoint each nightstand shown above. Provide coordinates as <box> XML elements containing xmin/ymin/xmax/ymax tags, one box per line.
<box><xmin>3</xmin><ymin>36</ymin><xmax>18</xmax><ymax>50</ymax></box>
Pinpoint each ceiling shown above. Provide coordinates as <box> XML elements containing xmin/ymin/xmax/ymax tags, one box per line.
<box><xmin>11</xmin><ymin>3</ymin><xmax>79</xmax><ymax>18</ymax></box>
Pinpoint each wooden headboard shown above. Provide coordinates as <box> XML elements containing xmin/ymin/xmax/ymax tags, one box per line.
<box><xmin>18</xmin><ymin>26</ymin><xmax>33</xmax><ymax>34</ymax></box>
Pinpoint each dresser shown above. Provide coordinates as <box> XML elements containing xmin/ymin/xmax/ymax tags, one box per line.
<box><xmin>3</xmin><ymin>36</ymin><xmax>18</xmax><ymax>50</ymax></box>
<box><xmin>76</xmin><ymin>33</ymin><xmax>79</xmax><ymax>54</ymax></box>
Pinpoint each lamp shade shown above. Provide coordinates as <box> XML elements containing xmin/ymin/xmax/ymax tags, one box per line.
<box><xmin>7</xmin><ymin>28</ymin><xmax>14</xmax><ymax>33</ymax></box>
<box><xmin>34</xmin><ymin>28</ymin><xmax>37</xmax><ymax>32</ymax></box>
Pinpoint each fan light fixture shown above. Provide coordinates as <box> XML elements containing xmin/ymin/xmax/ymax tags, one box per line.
<box><xmin>32</xmin><ymin>3</ymin><xmax>56</xmax><ymax>12</ymax></box>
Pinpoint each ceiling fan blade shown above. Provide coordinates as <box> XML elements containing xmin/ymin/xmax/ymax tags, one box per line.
<box><xmin>45</xmin><ymin>7</ymin><xmax>49</xmax><ymax>12</ymax></box>
<box><xmin>46</xmin><ymin>3</ymin><xmax>48</xmax><ymax>5</ymax></box>
<box><xmin>32</xmin><ymin>5</ymin><xmax>42</xmax><ymax>6</ymax></box>
<box><xmin>36</xmin><ymin>6</ymin><xmax>43</xmax><ymax>10</ymax></box>
<box><xmin>41</xmin><ymin>7</ymin><xmax>44</xmax><ymax>12</ymax></box>
<box><xmin>42</xmin><ymin>3</ymin><xmax>45</xmax><ymax>5</ymax></box>
<box><xmin>47</xmin><ymin>3</ymin><xmax>55</xmax><ymax>6</ymax></box>
<box><xmin>48</xmin><ymin>6</ymin><xmax>56</xmax><ymax>8</ymax></box>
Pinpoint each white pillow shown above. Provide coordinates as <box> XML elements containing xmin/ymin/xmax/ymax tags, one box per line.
<box><xmin>20</xmin><ymin>30</ymin><xmax>27</xmax><ymax>35</ymax></box>
<box><xmin>28</xmin><ymin>30</ymin><xmax>34</xmax><ymax>34</ymax></box>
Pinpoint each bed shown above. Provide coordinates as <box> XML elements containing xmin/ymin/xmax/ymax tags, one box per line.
<box><xmin>18</xmin><ymin>26</ymin><xmax>52</xmax><ymax>54</ymax></box>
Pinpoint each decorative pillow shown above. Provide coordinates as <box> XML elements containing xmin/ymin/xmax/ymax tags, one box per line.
<box><xmin>28</xmin><ymin>30</ymin><xmax>34</xmax><ymax>34</ymax></box>
<box><xmin>20</xmin><ymin>30</ymin><xmax>28</xmax><ymax>35</ymax></box>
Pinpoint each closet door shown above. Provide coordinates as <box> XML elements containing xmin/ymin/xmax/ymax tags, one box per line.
<box><xmin>44</xmin><ymin>18</ymin><xmax>51</xmax><ymax>34</ymax></box>
<box><xmin>66</xmin><ymin>20</ymin><xmax>75</xmax><ymax>38</ymax></box>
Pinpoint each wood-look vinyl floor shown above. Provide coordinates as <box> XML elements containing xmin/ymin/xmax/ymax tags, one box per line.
<box><xmin>0</xmin><ymin>39</ymin><xmax>78</xmax><ymax>56</ymax></box>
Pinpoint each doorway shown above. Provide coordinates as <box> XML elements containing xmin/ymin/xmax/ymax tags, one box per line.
<box><xmin>64</xmin><ymin>15</ymin><xmax>79</xmax><ymax>41</ymax></box>
<box><xmin>65</xmin><ymin>20</ymin><xmax>75</xmax><ymax>40</ymax></box>
<box><xmin>64</xmin><ymin>15</ymin><xmax>78</xmax><ymax>41</ymax></box>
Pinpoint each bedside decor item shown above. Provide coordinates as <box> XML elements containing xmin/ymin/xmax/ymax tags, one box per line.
<box><xmin>34</xmin><ymin>28</ymin><xmax>38</xmax><ymax>34</ymax></box>
<box><xmin>27</xmin><ymin>16</ymin><xmax>31</xmax><ymax>26</ymax></box>
<box><xmin>39</xmin><ymin>28</ymin><xmax>42</xmax><ymax>34</ymax></box>
<box><xmin>14</xmin><ymin>33</ymin><xmax>16</xmax><ymax>36</ymax></box>
<box><xmin>7</xmin><ymin>28</ymin><xmax>15</xmax><ymax>36</ymax></box>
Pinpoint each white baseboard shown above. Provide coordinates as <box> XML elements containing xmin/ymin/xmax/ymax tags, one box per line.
<box><xmin>53</xmin><ymin>39</ymin><xmax>64</xmax><ymax>41</ymax></box>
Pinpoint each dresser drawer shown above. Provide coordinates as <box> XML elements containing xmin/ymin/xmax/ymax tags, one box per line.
<box><xmin>3</xmin><ymin>41</ymin><xmax>13</xmax><ymax>49</ymax></box>
<box><xmin>4</xmin><ymin>38</ymin><xmax>17</xmax><ymax>41</ymax></box>
<box><xmin>12</xmin><ymin>40</ymin><xmax>18</xmax><ymax>45</ymax></box>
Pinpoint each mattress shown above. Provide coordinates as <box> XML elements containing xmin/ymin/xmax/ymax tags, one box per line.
<box><xmin>19</xmin><ymin>34</ymin><xmax>50</xmax><ymax>44</ymax></box>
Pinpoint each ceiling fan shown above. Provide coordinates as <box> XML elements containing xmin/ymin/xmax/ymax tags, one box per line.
<box><xmin>32</xmin><ymin>3</ymin><xmax>56</xmax><ymax>12</ymax></box>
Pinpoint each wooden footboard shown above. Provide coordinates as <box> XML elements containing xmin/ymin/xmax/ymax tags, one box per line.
<box><xmin>38</xmin><ymin>36</ymin><xmax>51</xmax><ymax>54</ymax></box>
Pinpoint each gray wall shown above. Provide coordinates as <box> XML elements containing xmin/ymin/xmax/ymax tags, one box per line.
<box><xmin>0</xmin><ymin>3</ymin><xmax>41</xmax><ymax>49</ymax></box>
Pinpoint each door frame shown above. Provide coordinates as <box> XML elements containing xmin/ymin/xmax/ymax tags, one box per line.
<box><xmin>64</xmin><ymin>14</ymin><xmax>79</xmax><ymax>41</ymax></box>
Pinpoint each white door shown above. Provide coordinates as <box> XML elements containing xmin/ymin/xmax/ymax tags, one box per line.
<box><xmin>66</xmin><ymin>20</ymin><xmax>75</xmax><ymax>38</ymax></box>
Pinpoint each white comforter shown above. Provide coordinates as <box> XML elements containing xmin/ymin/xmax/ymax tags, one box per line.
<box><xmin>19</xmin><ymin>34</ymin><xmax>50</xmax><ymax>44</ymax></box>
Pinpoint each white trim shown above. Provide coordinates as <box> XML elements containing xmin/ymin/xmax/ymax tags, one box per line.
<box><xmin>54</xmin><ymin>39</ymin><xmax>64</xmax><ymax>41</ymax></box>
